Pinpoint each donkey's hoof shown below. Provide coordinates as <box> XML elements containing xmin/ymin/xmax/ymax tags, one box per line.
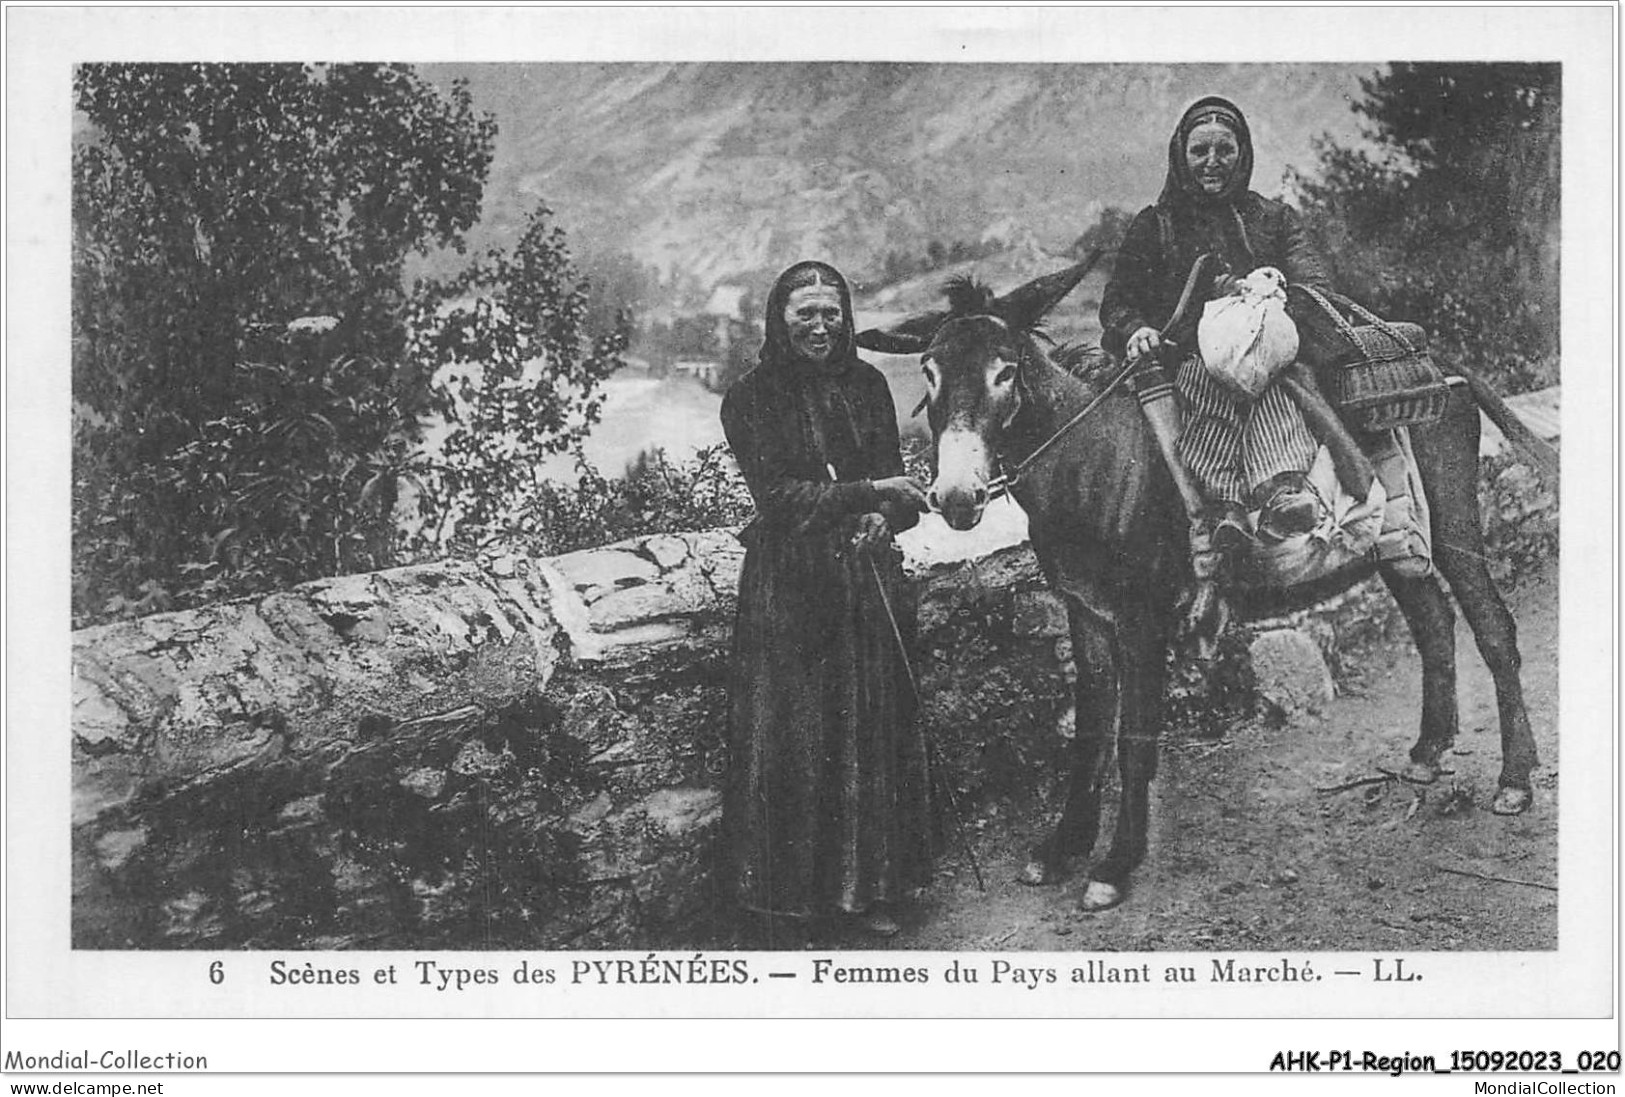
<box><xmin>1018</xmin><ymin>861</ymin><xmax>1054</xmax><ymax>887</ymax></box>
<box><xmin>1398</xmin><ymin>760</ymin><xmax>1440</xmax><ymax>785</ymax></box>
<box><xmin>1491</xmin><ymin>786</ymin><xmax>1533</xmax><ymax>816</ymax></box>
<box><xmin>1079</xmin><ymin>881</ymin><xmax>1124</xmax><ymax>912</ymax></box>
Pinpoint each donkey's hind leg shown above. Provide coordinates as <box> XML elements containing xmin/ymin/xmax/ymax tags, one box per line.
<box><xmin>1381</xmin><ymin>568</ymin><xmax>1461</xmax><ymax>783</ymax></box>
<box><xmin>1430</xmin><ymin>537</ymin><xmax>1538</xmax><ymax>814</ymax></box>
<box><xmin>1411</xmin><ymin>391</ymin><xmax>1539</xmax><ymax>814</ymax></box>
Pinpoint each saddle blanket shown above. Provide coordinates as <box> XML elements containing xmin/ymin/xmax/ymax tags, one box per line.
<box><xmin>1233</xmin><ymin>428</ymin><xmax>1434</xmax><ymax>590</ymax></box>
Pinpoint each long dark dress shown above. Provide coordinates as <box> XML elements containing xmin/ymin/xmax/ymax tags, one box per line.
<box><xmin>719</xmin><ymin>270</ymin><xmax>932</xmax><ymax>919</ymax></box>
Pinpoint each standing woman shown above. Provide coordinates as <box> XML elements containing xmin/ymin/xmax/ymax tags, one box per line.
<box><xmin>720</xmin><ymin>260</ymin><xmax>932</xmax><ymax>942</ymax></box>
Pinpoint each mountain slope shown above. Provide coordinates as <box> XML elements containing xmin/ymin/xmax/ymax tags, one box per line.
<box><xmin>422</xmin><ymin>62</ymin><xmax>1377</xmax><ymax>292</ymax></box>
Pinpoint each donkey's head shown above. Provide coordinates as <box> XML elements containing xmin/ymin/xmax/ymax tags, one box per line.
<box><xmin>857</xmin><ymin>258</ymin><xmax>1097</xmax><ymax>531</ymax></box>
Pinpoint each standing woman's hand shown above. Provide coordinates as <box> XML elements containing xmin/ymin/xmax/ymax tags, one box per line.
<box><xmin>848</xmin><ymin>512</ymin><xmax>893</xmax><ymax>556</ymax></box>
<box><xmin>872</xmin><ymin>475</ymin><xmax>929</xmax><ymax>513</ymax></box>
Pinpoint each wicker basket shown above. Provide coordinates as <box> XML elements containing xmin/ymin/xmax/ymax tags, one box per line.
<box><xmin>1287</xmin><ymin>285</ymin><xmax>1450</xmax><ymax>433</ymax></box>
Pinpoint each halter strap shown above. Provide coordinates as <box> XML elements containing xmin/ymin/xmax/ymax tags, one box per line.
<box><xmin>987</xmin><ymin>252</ymin><xmax>1214</xmax><ymax>499</ymax></box>
<box><xmin>988</xmin><ymin>356</ymin><xmax>1138</xmax><ymax>499</ymax></box>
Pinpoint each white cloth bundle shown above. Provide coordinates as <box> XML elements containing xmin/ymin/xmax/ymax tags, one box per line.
<box><xmin>1196</xmin><ymin>266</ymin><xmax>1301</xmax><ymax>399</ymax></box>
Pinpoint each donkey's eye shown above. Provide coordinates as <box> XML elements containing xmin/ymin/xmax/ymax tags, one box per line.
<box><xmin>921</xmin><ymin>361</ymin><xmax>939</xmax><ymax>388</ymax></box>
<box><xmin>994</xmin><ymin>365</ymin><xmax>1017</xmax><ymax>386</ymax></box>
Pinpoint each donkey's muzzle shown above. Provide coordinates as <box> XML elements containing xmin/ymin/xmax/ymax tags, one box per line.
<box><xmin>935</xmin><ymin>483</ymin><xmax>989</xmax><ymax>531</ymax></box>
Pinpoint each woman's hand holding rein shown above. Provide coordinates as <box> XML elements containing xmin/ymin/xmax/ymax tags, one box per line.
<box><xmin>873</xmin><ymin>475</ymin><xmax>929</xmax><ymax>513</ymax></box>
<box><xmin>1126</xmin><ymin>326</ymin><xmax>1162</xmax><ymax>363</ymax></box>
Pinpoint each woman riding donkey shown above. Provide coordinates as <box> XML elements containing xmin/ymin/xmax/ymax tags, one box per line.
<box><xmin>852</xmin><ymin>98</ymin><xmax>1545</xmax><ymax>907</ymax></box>
<box><xmin>1101</xmin><ymin>96</ymin><xmax>1349</xmax><ymax>612</ymax></box>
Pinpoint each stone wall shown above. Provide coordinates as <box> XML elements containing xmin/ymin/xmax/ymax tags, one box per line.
<box><xmin>69</xmin><ymin>515</ymin><xmax>1484</xmax><ymax>951</ymax></box>
<box><xmin>72</xmin><ymin>526</ymin><xmax>1090</xmax><ymax>949</ymax></box>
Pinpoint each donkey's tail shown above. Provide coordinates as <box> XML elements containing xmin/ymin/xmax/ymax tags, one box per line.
<box><xmin>1456</xmin><ymin>365</ymin><xmax>1560</xmax><ymax>483</ymax></box>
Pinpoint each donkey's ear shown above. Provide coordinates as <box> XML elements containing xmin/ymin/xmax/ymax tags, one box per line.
<box><xmin>992</xmin><ymin>249</ymin><xmax>1104</xmax><ymax>333</ymax></box>
<box><xmin>854</xmin><ymin>309</ymin><xmax>948</xmax><ymax>355</ymax></box>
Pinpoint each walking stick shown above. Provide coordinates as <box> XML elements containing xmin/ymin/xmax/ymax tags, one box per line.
<box><xmin>864</xmin><ymin>554</ymin><xmax>987</xmax><ymax>893</ymax></box>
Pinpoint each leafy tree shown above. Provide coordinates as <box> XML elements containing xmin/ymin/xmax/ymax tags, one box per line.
<box><xmin>712</xmin><ymin>311</ymin><xmax>766</xmax><ymax>395</ymax></box>
<box><xmin>1293</xmin><ymin>63</ymin><xmax>1559</xmax><ymax>390</ymax></box>
<box><xmin>575</xmin><ymin>246</ymin><xmax>658</xmax><ymax>337</ymax></box>
<box><xmin>408</xmin><ymin>207</ymin><xmax>630</xmax><ymax>550</ymax></box>
<box><xmin>73</xmin><ymin>63</ymin><xmax>498</xmax><ymax>622</ymax></box>
<box><xmin>665</xmin><ymin>314</ymin><xmax>721</xmax><ymax>361</ymax></box>
<box><xmin>71</xmin><ymin>63</ymin><xmax>624</xmax><ymax>624</ymax></box>
<box><xmin>73</xmin><ymin>64</ymin><xmax>493</xmax><ymax>441</ymax></box>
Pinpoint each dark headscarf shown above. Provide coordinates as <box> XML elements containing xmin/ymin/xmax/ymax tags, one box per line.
<box><xmin>750</xmin><ymin>260</ymin><xmax>867</xmax><ymax>476</ymax></box>
<box><xmin>1157</xmin><ymin>95</ymin><xmax>1255</xmax><ymax>209</ymax></box>
<box><xmin>759</xmin><ymin>260</ymin><xmax>859</xmax><ymax>376</ymax></box>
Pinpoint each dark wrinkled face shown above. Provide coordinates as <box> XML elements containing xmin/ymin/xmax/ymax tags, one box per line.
<box><xmin>921</xmin><ymin>315</ymin><xmax>1022</xmax><ymax>531</ymax></box>
<box><xmin>1185</xmin><ymin>120</ymin><xmax>1240</xmax><ymax>196</ymax></box>
<box><xmin>783</xmin><ymin>283</ymin><xmax>844</xmax><ymax>364</ymax></box>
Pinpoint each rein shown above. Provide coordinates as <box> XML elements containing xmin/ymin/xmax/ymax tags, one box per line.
<box><xmin>986</xmin><ymin>355</ymin><xmax>1137</xmax><ymax>501</ymax></box>
<box><xmin>984</xmin><ymin>252</ymin><xmax>1214</xmax><ymax>502</ymax></box>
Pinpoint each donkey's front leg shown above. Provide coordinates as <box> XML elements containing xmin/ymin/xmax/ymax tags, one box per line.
<box><xmin>1021</xmin><ymin>605</ymin><xmax>1117</xmax><ymax>886</ymax></box>
<box><xmin>1084</xmin><ymin>583</ymin><xmax>1171</xmax><ymax>911</ymax></box>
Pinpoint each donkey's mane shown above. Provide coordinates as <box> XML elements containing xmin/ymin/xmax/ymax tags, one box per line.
<box><xmin>940</xmin><ymin>274</ymin><xmax>997</xmax><ymax>318</ymax></box>
<box><xmin>1052</xmin><ymin>341</ymin><xmax>1110</xmax><ymax>379</ymax></box>
<box><xmin>937</xmin><ymin>274</ymin><xmax>1113</xmax><ymax>386</ymax></box>
<box><xmin>940</xmin><ymin>274</ymin><xmax>1060</xmax><ymax>342</ymax></box>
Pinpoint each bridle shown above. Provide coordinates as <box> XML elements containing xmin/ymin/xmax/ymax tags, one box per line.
<box><xmin>985</xmin><ymin>353</ymin><xmax>1138</xmax><ymax>502</ymax></box>
<box><xmin>916</xmin><ymin>252</ymin><xmax>1214</xmax><ymax>506</ymax></box>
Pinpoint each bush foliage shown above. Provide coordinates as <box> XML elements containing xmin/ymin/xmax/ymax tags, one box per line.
<box><xmin>1293</xmin><ymin>62</ymin><xmax>1561</xmax><ymax>583</ymax></box>
<box><xmin>515</xmin><ymin>446</ymin><xmax>755</xmax><ymax>559</ymax></box>
<box><xmin>72</xmin><ymin>64</ymin><xmax>627</xmax><ymax>626</ymax></box>
<box><xmin>1293</xmin><ymin>63</ymin><xmax>1560</xmax><ymax>393</ymax></box>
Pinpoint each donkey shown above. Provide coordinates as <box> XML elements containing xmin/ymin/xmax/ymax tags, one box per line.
<box><xmin>858</xmin><ymin>261</ymin><xmax>1548</xmax><ymax>911</ymax></box>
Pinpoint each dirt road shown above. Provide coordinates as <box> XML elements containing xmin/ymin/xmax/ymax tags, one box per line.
<box><xmin>885</xmin><ymin>565</ymin><xmax>1561</xmax><ymax>953</ymax></box>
